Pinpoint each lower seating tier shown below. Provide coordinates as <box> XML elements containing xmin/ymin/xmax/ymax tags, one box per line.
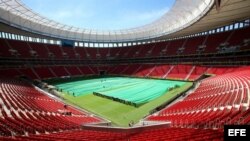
<box><xmin>0</xmin><ymin>127</ymin><xmax>223</xmax><ymax>141</ymax></box>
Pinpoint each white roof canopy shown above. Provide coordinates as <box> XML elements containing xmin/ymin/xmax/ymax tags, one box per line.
<box><xmin>0</xmin><ymin>0</ymin><xmax>214</xmax><ymax>42</ymax></box>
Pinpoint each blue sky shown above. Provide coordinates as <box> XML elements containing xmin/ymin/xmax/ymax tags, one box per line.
<box><xmin>22</xmin><ymin>0</ymin><xmax>175</xmax><ymax>30</ymax></box>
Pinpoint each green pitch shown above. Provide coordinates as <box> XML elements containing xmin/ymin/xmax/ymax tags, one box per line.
<box><xmin>51</xmin><ymin>77</ymin><xmax>192</xmax><ymax>127</ymax></box>
<box><xmin>55</xmin><ymin>77</ymin><xmax>186</xmax><ymax>104</ymax></box>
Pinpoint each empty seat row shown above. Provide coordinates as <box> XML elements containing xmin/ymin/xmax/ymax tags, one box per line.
<box><xmin>147</xmin><ymin>70</ymin><xmax>250</xmax><ymax>128</ymax></box>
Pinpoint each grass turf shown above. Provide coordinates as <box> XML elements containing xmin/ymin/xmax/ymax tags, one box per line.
<box><xmin>54</xmin><ymin>77</ymin><xmax>192</xmax><ymax>127</ymax></box>
<box><xmin>55</xmin><ymin>77</ymin><xmax>186</xmax><ymax>105</ymax></box>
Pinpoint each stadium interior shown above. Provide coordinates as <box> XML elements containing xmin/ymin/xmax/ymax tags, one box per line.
<box><xmin>0</xmin><ymin>0</ymin><xmax>250</xmax><ymax>140</ymax></box>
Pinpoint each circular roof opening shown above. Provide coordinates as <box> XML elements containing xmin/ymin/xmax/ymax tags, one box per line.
<box><xmin>1</xmin><ymin>0</ymin><xmax>214</xmax><ymax>42</ymax></box>
<box><xmin>22</xmin><ymin>0</ymin><xmax>175</xmax><ymax>30</ymax></box>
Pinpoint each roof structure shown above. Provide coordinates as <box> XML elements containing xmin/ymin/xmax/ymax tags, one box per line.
<box><xmin>0</xmin><ymin>0</ymin><xmax>214</xmax><ymax>42</ymax></box>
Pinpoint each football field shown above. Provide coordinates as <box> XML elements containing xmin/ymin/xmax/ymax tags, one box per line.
<box><xmin>51</xmin><ymin>77</ymin><xmax>192</xmax><ymax>126</ymax></box>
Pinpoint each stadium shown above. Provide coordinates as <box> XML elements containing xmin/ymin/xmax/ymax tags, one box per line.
<box><xmin>0</xmin><ymin>0</ymin><xmax>250</xmax><ymax>140</ymax></box>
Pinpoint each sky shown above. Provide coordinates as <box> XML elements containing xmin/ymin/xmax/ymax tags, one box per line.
<box><xmin>22</xmin><ymin>0</ymin><xmax>175</xmax><ymax>30</ymax></box>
